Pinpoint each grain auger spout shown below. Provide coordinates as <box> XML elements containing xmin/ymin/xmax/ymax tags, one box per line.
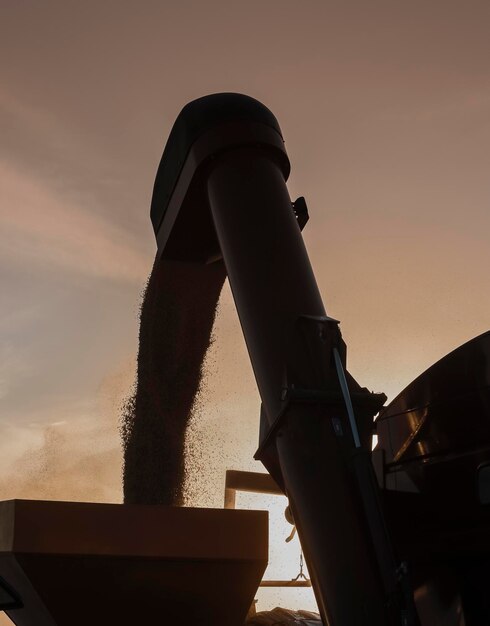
<box><xmin>150</xmin><ymin>92</ymin><xmax>419</xmax><ymax>626</ymax></box>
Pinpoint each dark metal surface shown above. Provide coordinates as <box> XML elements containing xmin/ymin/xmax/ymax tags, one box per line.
<box><xmin>150</xmin><ymin>93</ymin><xmax>285</xmax><ymax>238</ymax></box>
<box><xmin>0</xmin><ymin>500</ymin><xmax>267</xmax><ymax>626</ymax></box>
<box><xmin>0</xmin><ymin>576</ymin><xmax>22</xmax><ymax>611</ymax></box>
<box><xmin>376</xmin><ymin>331</ymin><xmax>490</xmax><ymax>469</ymax></box>
<box><xmin>207</xmin><ymin>152</ymin><xmax>326</xmax><ymax>424</ymax></box>
<box><xmin>206</xmin><ymin>148</ymin><xmax>402</xmax><ymax>625</ymax></box>
<box><xmin>374</xmin><ymin>332</ymin><xmax>490</xmax><ymax>625</ymax></box>
<box><xmin>150</xmin><ymin>93</ymin><xmax>411</xmax><ymax>625</ymax></box>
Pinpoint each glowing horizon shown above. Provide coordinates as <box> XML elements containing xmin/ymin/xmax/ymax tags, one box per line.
<box><xmin>1</xmin><ymin>1</ymin><xmax>490</xmax><ymax>621</ymax></box>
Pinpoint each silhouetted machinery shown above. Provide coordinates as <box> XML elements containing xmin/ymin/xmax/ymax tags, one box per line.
<box><xmin>149</xmin><ymin>92</ymin><xmax>490</xmax><ymax>626</ymax></box>
<box><xmin>1</xmin><ymin>93</ymin><xmax>489</xmax><ymax>626</ymax></box>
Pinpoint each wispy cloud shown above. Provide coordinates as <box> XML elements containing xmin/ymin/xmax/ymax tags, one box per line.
<box><xmin>1</xmin><ymin>158</ymin><xmax>150</xmax><ymax>282</ymax></box>
<box><xmin>0</xmin><ymin>358</ymin><xmax>133</xmax><ymax>504</ymax></box>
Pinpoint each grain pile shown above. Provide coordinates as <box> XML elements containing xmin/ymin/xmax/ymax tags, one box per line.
<box><xmin>122</xmin><ymin>256</ymin><xmax>226</xmax><ymax>505</ymax></box>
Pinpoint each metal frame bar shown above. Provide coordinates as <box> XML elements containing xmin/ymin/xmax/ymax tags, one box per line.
<box><xmin>224</xmin><ymin>470</ymin><xmax>311</xmax><ymax>588</ymax></box>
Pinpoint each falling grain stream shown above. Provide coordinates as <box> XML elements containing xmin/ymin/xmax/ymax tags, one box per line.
<box><xmin>122</xmin><ymin>256</ymin><xmax>226</xmax><ymax>505</ymax></box>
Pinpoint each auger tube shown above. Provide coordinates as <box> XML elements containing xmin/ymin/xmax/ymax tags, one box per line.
<box><xmin>150</xmin><ymin>93</ymin><xmax>412</xmax><ymax>626</ymax></box>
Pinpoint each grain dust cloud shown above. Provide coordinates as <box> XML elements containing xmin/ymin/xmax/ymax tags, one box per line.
<box><xmin>121</xmin><ymin>256</ymin><xmax>226</xmax><ymax>505</ymax></box>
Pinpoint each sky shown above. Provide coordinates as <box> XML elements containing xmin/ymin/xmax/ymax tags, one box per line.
<box><xmin>1</xmin><ymin>0</ymin><xmax>490</xmax><ymax>618</ymax></box>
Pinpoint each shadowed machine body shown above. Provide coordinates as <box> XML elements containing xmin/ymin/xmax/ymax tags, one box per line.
<box><xmin>1</xmin><ymin>94</ymin><xmax>490</xmax><ymax>625</ymax></box>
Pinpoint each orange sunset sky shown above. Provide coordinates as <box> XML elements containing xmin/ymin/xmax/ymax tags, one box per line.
<box><xmin>1</xmin><ymin>0</ymin><xmax>490</xmax><ymax>617</ymax></box>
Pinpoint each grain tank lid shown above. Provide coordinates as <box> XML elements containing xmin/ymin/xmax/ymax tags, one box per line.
<box><xmin>150</xmin><ymin>92</ymin><xmax>285</xmax><ymax>236</ymax></box>
<box><xmin>377</xmin><ymin>329</ymin><xmax>490</xmax><ymax>422</ymax></box>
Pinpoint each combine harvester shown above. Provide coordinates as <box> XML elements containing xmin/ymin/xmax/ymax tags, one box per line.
<box><xmin>1</xmin><ymin>93</ymin><xmax>489</xmax><ymax>626</ymax></box>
